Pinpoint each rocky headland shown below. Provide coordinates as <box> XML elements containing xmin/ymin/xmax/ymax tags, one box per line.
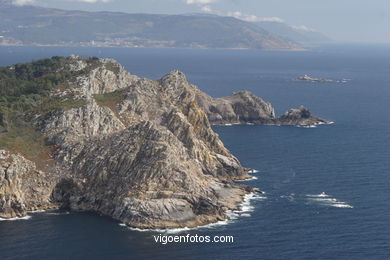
<box><xmin>0</xmin><ymin>56</ymin><xmax>331</xmax><ymax>228</ymax></box>
<box><xmin>197</xmin><ymin>90</ymin><xmax>330</xmax><ymax>126</ymax></box>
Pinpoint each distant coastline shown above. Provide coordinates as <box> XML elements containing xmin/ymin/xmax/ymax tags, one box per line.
<box><xmin>0</xmin><ymin>42</ymin><xmax>307</xmax><ymax>51</ymax></box>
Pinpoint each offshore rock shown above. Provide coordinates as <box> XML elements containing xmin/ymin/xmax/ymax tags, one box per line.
<box><xmin>276</xmin><ymin>105</ymin><xmax>330</xmax><ymax>126</ymax></box>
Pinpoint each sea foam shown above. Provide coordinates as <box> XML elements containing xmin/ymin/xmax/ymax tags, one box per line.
<box><xmin>123</xmin><ymin>218</ymin><xmax>231</xmax><ymax>234</ymax></box>
<box><xmin>119</xmin><ymin>192</ymin><xmax>266</xmax><ymax>233</ymax></box>
<box><xmin>236</xmin><ymin>176</ymin><xmax>258</xmax><ymax>182</ymax></box>
<box><xmin>28</xmin><ymin>210</ymin><xmax>47</xmax><ymax>213</ymax></box>
<box><xmin>0</xmin><ymin>216</ymin><xmax>32</xmax><ymax>221</ymax></box>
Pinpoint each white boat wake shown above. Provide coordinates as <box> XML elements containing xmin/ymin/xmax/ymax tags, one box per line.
<box><xmin>305</xmin><ymin>192</ymin><xmax>353</xmax><ymax>208</ymax></box>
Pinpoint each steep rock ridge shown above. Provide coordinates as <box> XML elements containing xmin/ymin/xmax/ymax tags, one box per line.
<box><xmin>114</xmin><ymin>70</ymin><xmax>243</xmax><ymax>177</ymax></box>
<box><xmin>0</xmin><ymin>56</ymin><xmax>330</xmax><ymax>228</ymax></box>
<box><xmin>52</xmin><ymin>56</ymin><xmax>139</xmax><ymax>99</ymax></box>
<box><xmin>72</xmin><ymin>59</ymin><xmax>138</xmax><ymax>98</ymax></box>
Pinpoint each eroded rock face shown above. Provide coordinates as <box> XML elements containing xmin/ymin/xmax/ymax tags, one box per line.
<box><xmin>0</xmin><ymin>57</ymin><xmax>330</xmax><ymax>228</ymax></box>
<box><xmin>36</xmin><ymin>100</ymin><xmax>126</xmax><ymax>145</ymax></box>
<box><xmin>197</xmin><ymin>90</ymin><xmax>276</xmax><ymax>124</ymax></box>
<box><xmin>0</xmin><ymin>150</ymin><xmax>57</xmax><ymax>218</ymax></box>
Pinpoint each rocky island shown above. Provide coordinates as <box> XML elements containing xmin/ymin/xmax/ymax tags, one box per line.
<box><xmin>297</xmin><ymin>75</ymin><xmax>333</xmax><ymax>82</ymax></box>
<box><xmin>0</xmin><ymin>56</ymin><xmax>330</xmax><ymax>229</ymax></box>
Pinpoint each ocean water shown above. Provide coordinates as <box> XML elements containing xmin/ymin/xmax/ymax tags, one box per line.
<box><xmin>0</xmin><ymin>45</ymin><xmax>389</xmax><ymax>259</ymax></box>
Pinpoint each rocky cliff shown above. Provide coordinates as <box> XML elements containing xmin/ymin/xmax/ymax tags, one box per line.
<box><xmin>0</xmin><ymin>56</ymin><xmax>330</xmax><ymax>228</ymax></box>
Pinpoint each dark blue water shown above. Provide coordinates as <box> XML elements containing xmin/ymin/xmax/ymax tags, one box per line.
<box><xmin>0</xmin><ymin>45</ymin><xmax>389</xmax><ymax>260</ymax></box>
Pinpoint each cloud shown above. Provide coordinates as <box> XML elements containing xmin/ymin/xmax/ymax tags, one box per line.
<box><xmin>67</xmin><ymin>0</ymin><xmax>112</xmax><ymax>3</ymax></box>
<box><xmin>291</xmin><ymin>25</ymin><xmax>317</xmax><ymax>32</ymax></box>
<box><xmin>9</xmin><ymin>0</ymin><xmax>112</xmax><ymax>5</ymax></box>
<box><xmin>257</xmin><ymin>17</ymin><xmax>285</xmax><ymax>23</ymax></box>
<box><xmin>12</xmin><ymin>0</ymin><xmax>35</xmax><ymax>5</ymax></box>
<box><xmin>184</xmin><ymin>0</ymin><xmax>219</xmax><ymax>14</ymax></box>
<box><xmin>201</xmin><ymin>5</ymin><xmax>213</xmax><ymax>13</ymax></box>
<box><xmin>185</xmin><ymin>0</ymin><xmax>218</xmax><ymax>4</ymax></box>
<box><xmin>228</xmin><ymin>11</ymin><xmax>284</xmax><ymax>23</ymax></box>
<box><xmin>227</xmin><ymin>10</ymin><xmax>318</xmax><ymax>33</ymax></box>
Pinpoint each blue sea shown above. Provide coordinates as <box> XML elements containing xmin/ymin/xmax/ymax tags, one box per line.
<box><xmin>0</xmin><ymin>45</ymin><xmax>389</xmax><ymax>259</ymax></box>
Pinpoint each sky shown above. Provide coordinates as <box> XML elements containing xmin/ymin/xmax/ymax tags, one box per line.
<box><xmin>13</xmin><ymin>0</ymin><xmax>390</xmax><ymax>43</ymax></box>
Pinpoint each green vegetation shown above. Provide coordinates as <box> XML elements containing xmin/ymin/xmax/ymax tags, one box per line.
<box><xmin>36</xmin><ymin>95</ymin><xmax>88</xmax><ymax>115</ymax></box>
<box><xmin>93</xmin><ymin>90</ymin><xmax>126</xmax><ymax>106</ymax></box>
<box><xmin>105</xmin><ymin>61</ymin><xmax>121</xmax><ymax>74</ymax></box>
<box><xmin>0</xmin><ymin>56</ymin><xmax>102</xmax><ymax>158</ymax></box>
<box><xmin>0</xmin><ymin>119</ymin><xmax>48</xmax><ymax>159</ymax></box>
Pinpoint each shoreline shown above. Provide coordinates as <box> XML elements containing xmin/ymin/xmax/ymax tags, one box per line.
<box><xmin>0</xmin><ymin>192</ymin><xmax>265</xmax><ymax>233</ymax></box>
<box><xmin>213</xmin><ymin>121</ymin><xmax>335</xmax><ymax>128</ymax></box>
<box><xmin>119</xmin><ymin>191</ymin><xmax>266</xmax><ymax>234</ymax></box>
<box><xmin>0</xmin><ymin>43</ymin><xmax>304</xmax><ymax>52</ymax></box>
<box><xmin>0</xmin><ymin>173</ymin><xmax>262</xmax><ymax>231</ymax></box>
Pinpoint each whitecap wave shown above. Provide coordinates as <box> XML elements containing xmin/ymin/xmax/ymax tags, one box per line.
<box><xmin>220</xmin><ymin>123</ymin><xmax>241</xmax><ymax>126</ymax></box>
<box><xmin>297</xmin><ymin>125</ymin><xmax>317</xmax><ymax>128</ymax></box>
<box><xmin>28</xmin><ymin>210</ymin><xmax>46</xmax><ymax>213</ymax></box>
<box><xmin>0</xmin><ymin>215</ymin><xmax>31</xmax><ymax>221</ymax></box>
<box><xmin>248</xmin><ymin>169</ymin><xmax>259</xmax><ymax>174</ymax></box>
<box><xmin>338</xmin><ymin>79</ymin><xmax>351</xmax><ymax>83</ymax></box>
<box><xmin>122</xmin><ymin>218</ymin><xmax>230</xmax><ymax>234</ymax></box>
<box><xmin>236</xmin><ymin>176</ymin><xmax>258</xmax><ymax>182</ymax></box>
<box><xmin>280</xmin><ymin>193</ymin><xmax>296</xmax><ymax>202</ymax></box>
<box><xmin>318</xmin><ymin>121</ymin><xmax>335</xmax><ymax>126</ymax></box>
<box><xmin>305</xmin><ymin>192</ymin><xmax>353</xmax><ymax>208</ymax></box>
<box><xmin>296</xmin><ymin>121</ymin><xmax>334</xmax><ymax>128</ymax></box>
<box><xmin>127</xmin><ymin>226</ymin><xmax>193</xmax><ymax>234</ymax></box>
<box><xmin>306</xmin><ymin>192</ymin><xmax>329</xmax><ymax>198</ymax></box>
<box><xmin>236</xmin><ymin>193</ymin><xmax>266</xmax><ymax>213</ymax></box>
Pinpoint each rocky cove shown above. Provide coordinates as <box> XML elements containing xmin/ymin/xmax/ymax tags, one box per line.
<box><xmin>0</xmin><ymin>56</ymin><xmax>331</xmax><ymax>229</ymax></box>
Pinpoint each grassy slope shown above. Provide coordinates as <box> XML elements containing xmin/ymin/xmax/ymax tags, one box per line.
<box><xmin>0</xmin><ymin>56</ymin><xmax>100</xmax><ymax>159</ymax></box>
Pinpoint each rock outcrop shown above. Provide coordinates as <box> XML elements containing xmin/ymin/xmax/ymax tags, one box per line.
<box><xmin>0</xmin><ymin>56</ymin><xmax>330</xmax><ymax>228</ymax></box>
<box><xmin>276</xmin><ymin>105</ymin><xmax>330</xmax><ymax>126</ymax></box>
<box><xmin>297</xmin><ymin>75</ymin><xmax>332</xmax><ymax>82</ymax></box>
<box><xmin>197</xmin><ymin>90</ymin><xmax>330</xmax><ymax>126</ymax></box>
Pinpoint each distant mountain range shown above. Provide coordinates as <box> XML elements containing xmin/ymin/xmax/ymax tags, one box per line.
<box><xmin>256</xmin><ymin>21</ymin><xmax>332</xmax><ymax>45</ymax></box>
<box><xmin>0</xmin><ymin>0</ymin><xmax>330</xmax><ymax>50</ymax></box>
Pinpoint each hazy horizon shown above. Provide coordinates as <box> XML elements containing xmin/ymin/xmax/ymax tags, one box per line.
<box><xmin>8</xmin><ymin>0</ymin><xmax>390</xmax><ymax>44</ymax></box>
